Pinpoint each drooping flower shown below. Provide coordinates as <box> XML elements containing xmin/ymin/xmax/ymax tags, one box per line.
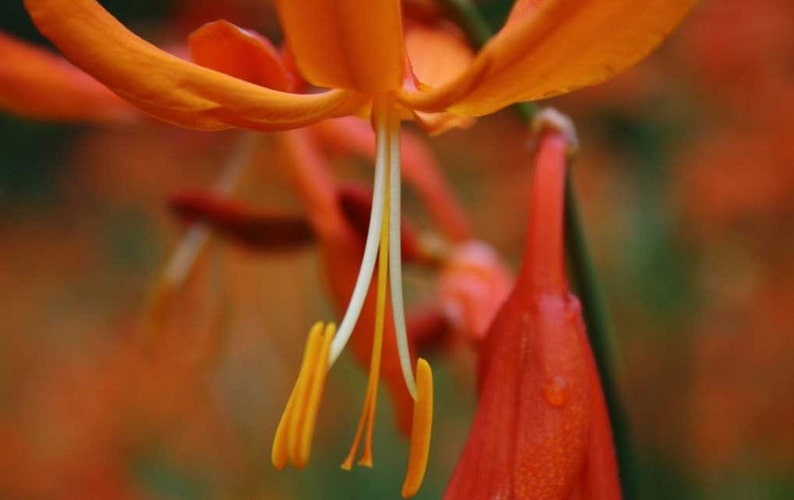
<box><xmin>444</xmin><ymin>112</ymin><xmax>620</xmax><ymax>499</ymax></box>
<box><xmin>23</xmin><ymin>0</ymin><xmax>696</xmax><ymax>495</ymax></box>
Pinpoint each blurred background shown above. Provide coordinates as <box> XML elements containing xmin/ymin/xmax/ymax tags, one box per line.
<box><xmin>1</xmin><ymin>0</ymin><xmax>792</xmax><ymax>499</ymax></box>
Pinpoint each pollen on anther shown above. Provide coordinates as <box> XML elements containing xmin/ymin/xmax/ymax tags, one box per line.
<box><xmin>272</xmin><ymin>322</ymin><xmax>335</xmax><ymax>470</ymax></box>
<box><xmin>401</xmin><ymin>358</ymin><xmax>433</xmax><ymax>498</ymax></box>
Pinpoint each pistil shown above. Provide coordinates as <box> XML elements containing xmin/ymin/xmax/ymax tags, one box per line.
<box><xmin>387</xmin><ymin>100</ymin><xmax>418</xmax><ymax>398</ymax></box>
<box><xmin>341</xmin><ymin>141</ymin><xmax>391</xmax><ymax>469</ymax></box>
<box><xmin>342</xmin><ymin>92</ymin><xmax>398</xmax><ymax>468</ymax></box>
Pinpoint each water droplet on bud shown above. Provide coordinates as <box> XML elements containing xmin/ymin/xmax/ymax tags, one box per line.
<box><xmin>543</xmin><ymin>376</ymin><xmax>567</xmax><ymax>408</ymax></box>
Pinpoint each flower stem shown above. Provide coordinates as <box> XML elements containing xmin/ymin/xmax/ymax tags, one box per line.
<box><xmin>563</xmin><ymin>174</ymin><xmax>638</xmax><ymax>498</ymax></box>
<box><xmin>440</xmin><ymin>0</ymin><xmax>636</xmax><ymax>496</ymax></box>
<box><xmin>438</xmin><ymin>0</ymin><xmax>493</xmax><ymax>50</ymax></box>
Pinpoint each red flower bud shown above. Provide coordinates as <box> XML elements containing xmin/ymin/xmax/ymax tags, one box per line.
<box><xmin>444</xmin><ymin>130</ymin><xmax>621</xmax><ymax>500</ymax></box>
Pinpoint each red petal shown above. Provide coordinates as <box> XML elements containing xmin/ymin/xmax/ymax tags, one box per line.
<box><xmin>168</xmin><ymin>190</ymin><xmax>314</xmax><ymax>251</ymax></box>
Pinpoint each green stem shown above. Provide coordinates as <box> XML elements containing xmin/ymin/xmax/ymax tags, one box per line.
<box><xmin>564</xmin><ymin>174</ymin><xmax>638</xmax><ymax>498</ymax></box>
<box><xmin>439</xmin><ymin>0</ymin><xmax>494</xmax><ymax>48</ymax></box>
<box><xmin>439</xmin><ymin>0</ymin><xmax>636</xmax><ymax>497</ymax></box>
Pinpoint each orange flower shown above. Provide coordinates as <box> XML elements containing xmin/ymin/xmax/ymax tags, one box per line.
<box><xmin>444</xmin><ymin>117</ymin><xmax>620</xmax><ymax>499</ymax></box>
<box><xmin>23</xmin><ymin>0</ymin><xmax>695</xmax><ymax>495</ymax></box>
<box><xmin>22</xmin><ymin>0</ymin><xmax>698</xmax><ymax>129</ymax></box>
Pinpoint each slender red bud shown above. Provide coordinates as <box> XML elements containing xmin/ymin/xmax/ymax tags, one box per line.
<box><xmin>444</xmin><ymin>125</ymin><xmax>620</xmax><ymax>500</ymax></box>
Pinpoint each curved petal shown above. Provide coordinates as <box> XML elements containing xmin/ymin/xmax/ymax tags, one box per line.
<box><xmin>275</xmin><ymin>0</ymin><xmax>404</xmax><ymax>92</ymax></box>
<box><xmin>404</xmin><ymin>24</ymin><xmax>476</xmax><ymax>133</ymax></box>
<box><xmin>502</xmin><ymin>0</ymin><xmax>544</xmax><ymax>27</ymax></box>
<box><xmin>168</xmin><ymin>190</ymin><xmax>315</xmax><ymax>251</ymax></box>
<box><xmin>411</xmin><ymin>109</ymin><xmax>475</xmax><ymax>136</ymax></box>
<box><xmin>406</xmin><ymin>23</ymin><xmax>473</xmax><ymax>89</ymax></box>
<box><xmin>188</xmin><ymin>20</ymin><xmax>299</xmax><ymax>92</ymax></box>
<box><xmin>400</xmin><ymin>0</ymin><xmax>697</xmax><ymax>116</ymax></box>
<box><xmin>24</xmin><ymin>0</ymin><xmax>367</xmax><ymax>131</ymax></box>
<box><xmin>0</xmin><ymin>31</ymin><xmax>136</xmax><ymax>122</ymax></box>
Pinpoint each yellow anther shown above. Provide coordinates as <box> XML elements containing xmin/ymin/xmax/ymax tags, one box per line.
<box><xmin>401</xmin><ymin>358</ymin><xmax>433</xmax><ymax>498</ymax></box>
<box><xmin>272</xmin><ymin>322</ymin><xmax>335</xmax><ymax>470</ymax></box>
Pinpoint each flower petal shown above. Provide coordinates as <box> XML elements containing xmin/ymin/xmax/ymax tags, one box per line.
<box><xmin>275</xmin><ymin>0</ymin><xmax>404</xmax><ymax>92</ymax></box>
<box><xmin>406</xmin><ymin>23</ymin><xmax>473</xmax><ymax>89</ymax></box>
<box><xmin>443</xmin><ymin>292</ymin><xmax>593</xmax><ymax>499</ymax></box>
<box><xmin>571</xmin><ymin>357</ymin><xmax>622</xmax><ymax>500</ymax></box>
<box><xmin>404</xmin><ymin>24</ymin><xmax>476</xmax><ymax>133</ymax></box>
<box><xmin>400</xmin><ymin>0</ymin><xmax>697</xmax><ymax>115</ymax></box>
<box><xmin>0</xmin><ymin>31</ymin><xmax>136</xmax><ymax>122</ymax></box>
<box><xmin>24</xmin><ymin>0</ymin><xmax>367</xmax><ymax>131</ymax></box>
<box><xmin>168</xmin><ymin>190</ymin><xmax>315</xmax><ymax>251</ymax></box>
<box><xmin>188</xmin><ymin>20</ymin><xmax>299</xmax><ymax>92</ymax></box>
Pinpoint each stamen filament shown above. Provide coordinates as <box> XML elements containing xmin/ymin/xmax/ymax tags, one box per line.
<box><xmin>387</xmin><ymin>110</ymin><xmax>418</xmax><ymax>399</ymax></box>
<box><xmin>277</xmin><ymin>95</ymin><xmax>430</xmax><ymax>495</ymax></box>
<box><xmin>328</xmin><ymin>96</ymin><xmax>391</xmax><ymax>365</ymax></box>
<box><xmin>401</xmin><ymin>358</ymin><xmax>434</xmax><ymax>498</ymax></box>
<box><xmin>162</xmin><ymin>224</ymin><xmax>211</xmax><ymax>286</ymax></box>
